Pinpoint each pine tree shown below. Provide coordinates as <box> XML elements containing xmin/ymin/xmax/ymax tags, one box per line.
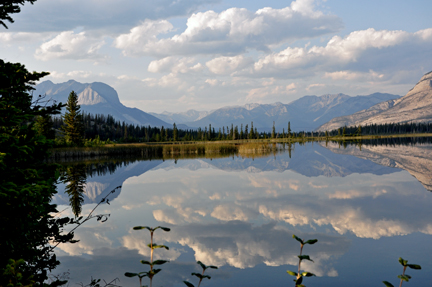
<box><xmin>288</xmin><ymin>121</ymin><xmax>291</xmax><ymax>138</ymax></box>
<box><xmin>62</xmin><ymin>91</ymin><xmax>84</xmax><ymax>146</ymax></box>
<box><xmin>34</xmin><ymin>114</ymin><xmax>55</xmax><ymax>140</ymax></box>
<box><xmin>271</xmin><ymin>121</ymin><xmax>275</xmax><ymax>139</ymax></box>
<box><xmin>173</xmin><ymin>123</ymin><xmax>178</xmax><ymax>141</ymax></box>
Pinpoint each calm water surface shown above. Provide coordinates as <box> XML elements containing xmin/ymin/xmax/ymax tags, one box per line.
<box><xmin>52</xmin><ymin>141</ymin><xmax>432</xmax><ymax>287</ymax></box>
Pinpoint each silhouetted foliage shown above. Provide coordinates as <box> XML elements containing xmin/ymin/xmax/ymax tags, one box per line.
<box><xmin>0</xmin><ymin>59</ymin><xmax>77</xmax><ymax>286</ymax></box>
<box><xmin>0</xmin><ymin>0</ymin><xmax>37</xmax><ymax>28</ymax></box>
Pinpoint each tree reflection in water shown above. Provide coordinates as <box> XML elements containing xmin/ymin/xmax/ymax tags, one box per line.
<box><xmin>61</xmin><ymin>164</ymin><xmax>87</xmax><ymax>217</ymax></box>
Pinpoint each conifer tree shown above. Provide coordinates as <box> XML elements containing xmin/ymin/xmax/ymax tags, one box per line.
<box><xmin>288</xmin><ymin>121</ymin><xmax>291</xmax><ymax>138</ymax></box>
<box><xmin>34</xmin><ymin>114</ymin><xmax>55</xmax><ymax>139</ymax></box>
<box><xmin>271</xmin><ymin>121</ymin><xmax>275</xmax><ymax>139</ymax></box>
<box><xmin>173</xmin><ymin>123</ymin><xmax>178</xmax><ymax>141</ymax></box>
<box><xmin>62</xmin><ymin>91</ymin><xmax>84</xmax><ymax>146</ymax></box>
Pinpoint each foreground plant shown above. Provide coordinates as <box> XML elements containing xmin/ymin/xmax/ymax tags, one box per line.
<box><xmin>287</xmin><ymin>235</ymin><xmax>318</xmax><ymax>287</ymax></box>
<box><xmin>183</xmin><ymin>261</ymin><xmax>218</xmax><ymax>287</ymax></box>
<box><xmin>125</xmin><ymin>226</ymin><xmax>170</xmax><ymax>287</ymax></box>
<box><xmin>383</xmin><ymin>257</ymin><xmax>421</xmax><ymax>287</ymax></box>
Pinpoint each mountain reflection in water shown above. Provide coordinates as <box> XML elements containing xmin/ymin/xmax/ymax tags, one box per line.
<box><xmin>53</xmin><ymin>139</ymin><xmax>432</xmax><ymax>287</ymax></box>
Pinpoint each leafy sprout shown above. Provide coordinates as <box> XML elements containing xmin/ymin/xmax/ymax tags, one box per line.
<box><xmin>287</xmin><ymin>234</ymin><xmax>317</xmax><ymax>287</ymax></box>
<box><xmin>183</xmin><ymin>261</ymin><xmax>218</xmax><ymax>287</ymax></box>
<box><xmin>125</xmin><ymin>226</ymin><xmax>170</xmax><ymax>287</ymax></box>
<box><xmin>383</xmin><ymin>257</ymin><xmax>421</xmax><ymax>287</ymax></box>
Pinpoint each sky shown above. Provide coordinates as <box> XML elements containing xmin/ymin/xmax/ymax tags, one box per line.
<box><xmin>2</xmin><ymin>0</ymin><xmax>432</xmax><ymax>113</ymax></box>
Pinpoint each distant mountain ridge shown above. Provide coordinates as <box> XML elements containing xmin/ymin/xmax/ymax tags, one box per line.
<box><xmin>35</xmin><ymin>79</ymin><xmax>401</xmax><ymax>132</ymax></box>
<box><xmin>317</xmin><ymin>71</ymin><xmax>432</xmax><ymax>131</ymax></box>
<box><xmin>34</xmin><ymin>80</ymin><xmax>169</xmax><ymax>127</ymax></box>
<box><xmin>149</xmin><ymin>109</ymin><xmax>211</xmax><ymax>124</ymax></box>
<box><xmin>151</xmin><ymin>93</ymin><xmax>399</xmax><ymax>132</ymax></box>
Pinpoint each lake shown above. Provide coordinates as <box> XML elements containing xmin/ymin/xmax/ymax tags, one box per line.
<box><xmin>51</xmin><ymin>139</ymin><xmax>432</xmax><ymax>287</ymax></box>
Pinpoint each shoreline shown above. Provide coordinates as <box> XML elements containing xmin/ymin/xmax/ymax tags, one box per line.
<box><xmin>48</xmin><ymin>133</ymin><xmax>432</xmax><ymax>161</ymax></box>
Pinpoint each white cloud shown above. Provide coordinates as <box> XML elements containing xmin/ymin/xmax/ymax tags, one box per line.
<box><xmin>114</xmin><ymin>1</ymin><xmax>343</xmax><ymax>57</ymax></box>
<box><xmin>210</xmin><ymin>203</ymin><xmax>258</xmax><ymax>221</ymax></box>
<box><xmin>160</xmin><ymin>221</ymin><xmax>349</xmax><ymax>274</ymax></box>
<box><xmin>122</xmin><ymin>229</ymin><xmax>181</xmax><ymax>260</ymax></box>
<box><xmin>56</xmin><ymin>226</ymin><xmax>113</xmax><ymax>256</ymax></box>
<box><xmin>206</xmin><ymin>55</ymin><xmax>253</xmax><ymax>75</ymax></box>
<box><xmin>252</xmin><ymin>28</ymin><xmax>432</xmax><ymax>77</ymax></box>
<box><xmin>35</xmin><ymin>31</ymin><xmax>107</xmax><ymax>62</ymax></box>
<box><xmin>114</xmin><ymin>20</ymin><xmax>174</xmax><ymax>57</ymax></box>
<box><xmin>148</xmin><ymin>57</ymin><xmax>203</xmax><ymax>74</ymax></box>
<box><xmin>324</xmin><ymin>70</ymin><xmax>385</xmax><ymax>81</ymax></box>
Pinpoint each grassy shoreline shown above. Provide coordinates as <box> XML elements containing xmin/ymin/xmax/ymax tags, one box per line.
<box><xmin>48</xmin><ymin>133</ymin><xmax>432</xmax><ymax>161</ymax></box>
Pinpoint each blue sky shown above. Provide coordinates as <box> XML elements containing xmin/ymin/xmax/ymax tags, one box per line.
<box><xmin>2</xmin><ymin>0</ymin><xmax>432</xmax><ymax>113</ymax></box>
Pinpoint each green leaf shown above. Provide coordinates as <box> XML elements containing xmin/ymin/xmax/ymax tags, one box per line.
<box><xmin>298</xmin><ymin>255</ymin><xmax>314</xmax><ymax>262</ymax></box>
<box><xmin>382</xmin><ymin>281</ymin><xmax>394</xmax><ymax>287</ymax></box>
<box><xmin>159</xmin><ymin>226</ymin><xmax>171</xmax><ymax>232</ymax></box>
<box><xmin>197</xmin><ymin>261</ymin><xmax>206</xmax><ymax>270</ymax></box>
<box><xmin>152</xmin><ymin>260</ymin><xmax>169</xmax><ymax>265</ymax></box>
<box><xmin>133</xmin><ymin>226</ymin><xmax>151</xmax><ymax>231</ymax></box>
<box><xmin>124</xmin><ymin>272</ymin><xmax>138</xmax><ymax>278</ymax></box>
<box><xmin>293</xmin><ymin>234</ymin><xmax>303</xmax><ymax>244</ymax></box>
<box><xmin>183</xmin><ymin>281</ymin><xmax>195</xmax><ymax>287</ymax></box>
<box><xmin>287</xmin><ymin>270</ymin><xmax>297</xmax><ymax>277</ymax></box>
<box><xmin>295</xmin><ymin>276</ymin><xmax>303</xmax><ymax>285</ymax></box>
<box><xmin>398</xmin><ymin>257</ymin><xmax>408</xmax><ymax>266</ymax></box>
<box><xmin>407</xmin><ymin>264</ymin><xmax>421</xmax><ymax>270</ymax></box>
<box><xmin>304</xmin><ymin>239</ymin><xmax>318</xmax><ymax>245</ymax></box>
<box><xmin>397</xmin><ymin>275</ymin><xmax>410</xmax><ymax>282</ymax></box>
<box><xmin>191</xmin><ymin>273</ymin><xmax>210</xmax><ymax>280</ymax></box>
<box><xmin>153</xmin><ymin>244</ymin><xmax>169</xmax><ymax>250</ymax></box>
<box><xmin>140</xmin><ymin>260</ymin><xmax>151</xmax><ymax>265</ymax></box>
<box><xmin>301</xmin><ymin>272</ymin><xmax>315</xmax><ymax>277</ymax></box>
<box><xmin>192</xmin><ymin>272</ymin><xmax>203</xmax><ymax>279</ymax></box>
<box><xmin>208</xmin><ymin>265</ymin><xmax>218</xmax><ymax>269</ymax></box>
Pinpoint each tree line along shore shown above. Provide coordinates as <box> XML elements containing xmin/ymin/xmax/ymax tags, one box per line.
<box><xmin>44</xmin><ymin>91</ymin><xmax>432</xmax><ymax>158</ymax></box>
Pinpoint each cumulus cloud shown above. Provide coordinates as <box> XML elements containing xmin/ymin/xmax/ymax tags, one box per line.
<box><xmin>148</xmin><ymin>57</ymin><xmax>203</xmax><ymax>74</ymax></box>
<box><xmin>122</xmin><ymin>229</ymin><xmax>181</xmax><ymax>260</ymax></box>
<box><xmin>252</xmin><ymin>28</ymin><xmax>432</xmax><ymax>77</ymax></box>
<box><xmin>114</xmin><ymin>20</ymin><xmax>174</xmax><ymax>57</ymax></box>
<box><xmin>55</xmin><ymin>226</ymin><xmax>113</xmax><ymax>256</ymax></box>
<box><xmin>210</xmin><ymin>203</ymin><xmax>258</xmax><ymax>221</ymax></box>
<box><xmin>35</xmin><ymin>31</ymin><xmax>107</xmax><ymax>62</ymax></box>
<box><xmin>159</xmin><ymin>221</ymin><xmax>349</xmax><ymax>275</ymax></box>
<box><xmin>114</xmin><ymin>0</ymin><xmax>343</xmax><ymax>57</ymax></box>
<box><xmin>206</xmin><ymin>55</ymin><xmax>253</xmax><ymax>75</ymax></box>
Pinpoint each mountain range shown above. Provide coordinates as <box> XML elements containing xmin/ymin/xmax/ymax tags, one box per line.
<box><xmin>34</xmin><ymin>80</ymin><xmax>169</xmax><ymax>127</ymax></box>
<box><xmin>318</xmin><ymin>71</ymin><xmax>432</xmax><ymax>131</ymax></box>
<box><xmin>36</xmin><ymin>72</ymin><xmax>432</xmax><ymax>132</ymax></box>
<box><xmin>150</xmin><ymin>93</ymin><xmax>399</xmax><ymax>132</ymax></box>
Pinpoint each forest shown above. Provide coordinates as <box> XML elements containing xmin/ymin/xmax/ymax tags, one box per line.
<box><xmin>49</xmin><ymin>109</ymin><xmax>432</xmax><ymax>145</ymax></box>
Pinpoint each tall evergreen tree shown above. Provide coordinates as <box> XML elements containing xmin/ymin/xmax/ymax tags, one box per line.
<box><xmin>62</xmin><ymin>164</ymin><xmax>86</xmax><ymax>217</ymax></box>
<box><xmin>62</xmin><ymin>91</ymin><xmax>84</xmax><ymax>146</ymax></box>
<box><xmin>173</xmin><ymin>123</ymin><xmax>178</xmax><ymax>141</ymax></box>
<box><xmin>288</xmin><ymin>121</ymin><xmax>291</xmax><ymax>138</ymax></box>
<box><xmin>271</xmin><ymin>121</ymin><xmax>275</xmax><ymax>139</ymax></box>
